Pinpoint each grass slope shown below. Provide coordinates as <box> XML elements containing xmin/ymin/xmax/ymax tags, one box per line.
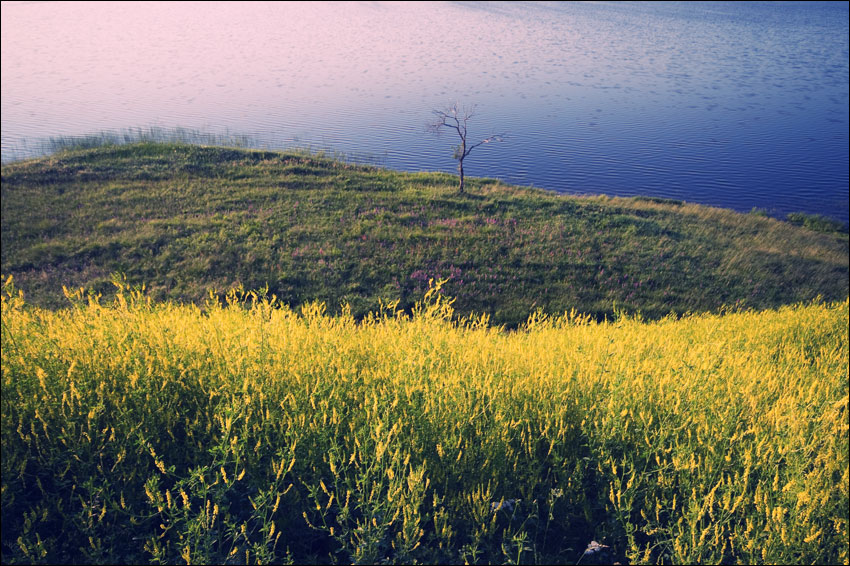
<box><xmin>1</xmin><ymin>142</ymin><xmax>847</xmax><ymax>326</ymax></box>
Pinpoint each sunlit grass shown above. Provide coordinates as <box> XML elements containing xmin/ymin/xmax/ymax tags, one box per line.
<box><xmin>2</xmin><ymin>276</ymin><xmax>847</xmax><ymax>564</ymax></box>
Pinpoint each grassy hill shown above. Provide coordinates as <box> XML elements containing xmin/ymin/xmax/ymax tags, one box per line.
<box><xmin>1</xmin><ymin>142</ymin><xmax>847</xmax><ymax>325</ymax></box>
<box><xmin>2</xmin><ymin>142</ymin><xmax>848</xmax><ymax>564</ymax></box>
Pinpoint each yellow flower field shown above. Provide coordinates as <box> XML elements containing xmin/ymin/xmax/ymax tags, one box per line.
<box><xmin>2</xmin><ymin>277</ymin><xmax>847</xmax><ymax>564</ymax></box>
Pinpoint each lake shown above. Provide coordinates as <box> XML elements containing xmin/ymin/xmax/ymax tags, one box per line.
<box><xmin>2</xmin><ymin>1</ymin><xmax>848</xmax><ymax>223</ymax></box>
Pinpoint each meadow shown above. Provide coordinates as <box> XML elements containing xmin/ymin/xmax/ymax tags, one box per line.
<box><xmin>2</xmin><ymin>142</ymin><xmax>849</xmax><ymax>564</ymax></box>
<box><xmin>2</xmin><ymin>143</ymin><xmax>848</xmax><ymax>327</ymax></box>
<box><xmin>2</xmin><ymin>277</ymin><xmax>847</xmax><ymax>564</ymax></box>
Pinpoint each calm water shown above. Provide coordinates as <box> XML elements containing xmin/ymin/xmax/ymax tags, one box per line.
<box><xmin>2</xmin><ymin>1</ymin><xmax>848</xmax><ymax>223</ymax></box>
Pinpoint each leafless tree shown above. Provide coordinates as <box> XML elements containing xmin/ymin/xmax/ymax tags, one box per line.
<box><xmin>427</xmin><ymin>103</ymin><xmax>505</xmax><ymax>194</ymax></box>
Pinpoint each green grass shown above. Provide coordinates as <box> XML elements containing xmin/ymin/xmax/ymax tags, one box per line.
<box><xmin>1</xmin><ymin>142</ymin><xmax>847</xmax><ymax>326</ymax></box>
<box><xmin>786</xmin><ymin>212</ymin><xmax>849</xmax><ymax>234</ymax></box>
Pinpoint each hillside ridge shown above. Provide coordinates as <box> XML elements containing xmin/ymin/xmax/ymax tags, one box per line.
<box><xmin>2</xmin><ymin>142</ymin><xmax>847</xmax><ymax>326</ymax></box>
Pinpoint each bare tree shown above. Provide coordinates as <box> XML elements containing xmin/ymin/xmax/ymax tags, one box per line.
<box><xmin>427</xmin><ymin>103</ymin><xmax>505</xmax><ymax>194</ymax></box>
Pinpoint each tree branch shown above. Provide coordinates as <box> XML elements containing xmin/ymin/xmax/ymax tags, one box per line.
<box><xmin>464</xmin><ymin>134</ymin><xmax>506</xmax><ymax>157</ymax></box>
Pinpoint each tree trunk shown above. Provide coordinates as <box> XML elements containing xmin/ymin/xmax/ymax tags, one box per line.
<box><xmin>458</xmin><ymin>160</ymin><xmax>465</xmax><ymax>194</ymax></box>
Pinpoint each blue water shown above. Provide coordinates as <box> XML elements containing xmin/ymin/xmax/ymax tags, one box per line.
<box><xmin>2</xmin><ymin>1</ymin><xmax>848</xmax><ymax>223</ymax></box>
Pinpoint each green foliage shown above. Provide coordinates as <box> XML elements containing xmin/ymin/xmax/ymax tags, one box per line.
<box><xmin>1</xmin><ymin>279</ymin><xmax>847</xmax><ymax>564</ymax></box>
<box><xmin>786</xmin><ymin>212</ymin><xmax>849</xmax><ymax>234</ymax></box>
